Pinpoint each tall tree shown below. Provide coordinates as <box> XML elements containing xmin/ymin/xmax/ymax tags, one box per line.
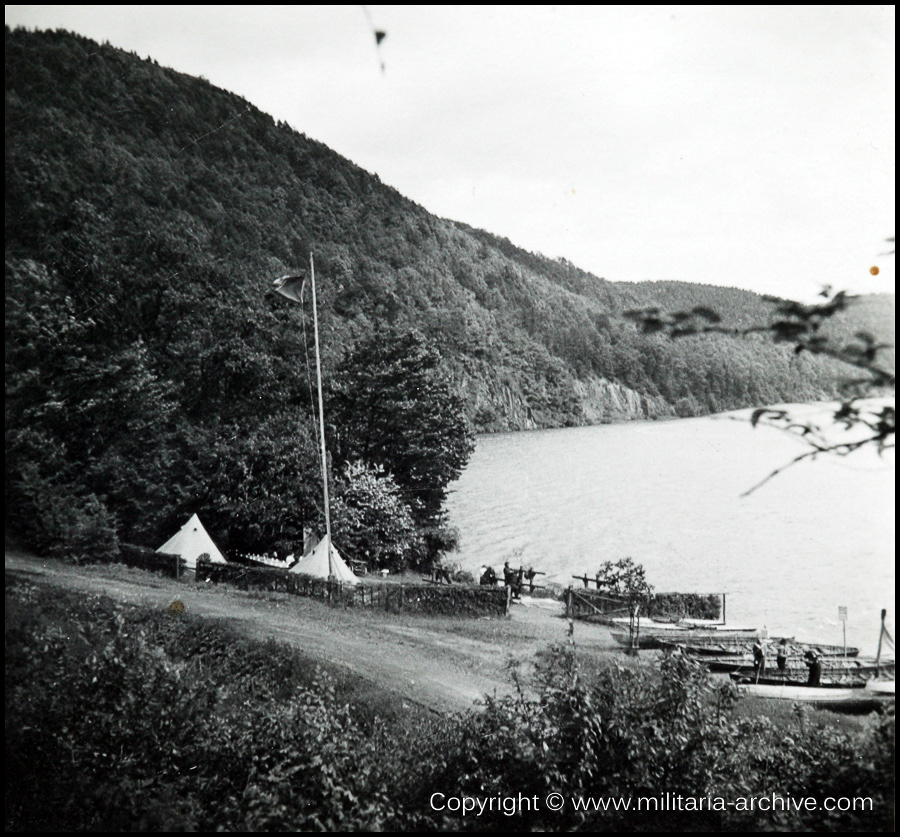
<box><xmin>327</xmin><ymin>329</ymin><xmax>475</xmax><ymax>561</ymax></box>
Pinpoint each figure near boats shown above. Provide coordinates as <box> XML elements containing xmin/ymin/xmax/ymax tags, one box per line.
<box><xmin>752</xmin><ymin>639</ymin><xmax>767</xmax><ymax>674</ymax></box>
<box><xmin>776</xmin><ymin>638</ymin><xmax>789</xmax><ymax>672</ymax></box>
<box><xmin>806</xmin><ymin>649</ymin><xmax>824</xmax><ymax>687</ymax></box>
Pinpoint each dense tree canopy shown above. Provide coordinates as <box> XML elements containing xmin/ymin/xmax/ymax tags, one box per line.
<box><xmin>328</xmin><ymin>330</ymin><xmax>476</xmax><ymax>561</ymax></box>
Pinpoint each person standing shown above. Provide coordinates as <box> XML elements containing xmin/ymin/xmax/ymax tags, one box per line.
<box><xmin>805</xmin><ymin>650</ymin><xmax>823</xmax><ymax>686</ymax></box>
<box><xmin>752</xmin><ymin>639</ymin><xmax>767</xmax><ymax>674</ymax></box>
<box><xmin>503</xmin><ymin>561</ymin><xmax>514</xmax><ymax>588</ymax></box>
<box><xmin>776</xmin><ymin>639</ymin><xmax>789</xmax><ymax>673</ymax></box>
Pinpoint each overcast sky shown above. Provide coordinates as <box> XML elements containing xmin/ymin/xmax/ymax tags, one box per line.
<box><xmin>6</xmin><ymin>5</ymin><xmax>895</xmax><ymax>301</ymax></box>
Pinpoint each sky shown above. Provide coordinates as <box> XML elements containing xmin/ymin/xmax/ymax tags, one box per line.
<box><xmin>5</xmin><ymin>5</ymin><xmax>896</xmax><ymax>301</ymax></box>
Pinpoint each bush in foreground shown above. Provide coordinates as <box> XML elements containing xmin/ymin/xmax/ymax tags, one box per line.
<box><xmin>5</xmin><ymin>581</ymin><xmax>893</xmax><ymax>831</ymax></box>
<box><xmin>429</xmin><ymin>645</ymin><xmax>894</xmax><ymax>831</ymax></box>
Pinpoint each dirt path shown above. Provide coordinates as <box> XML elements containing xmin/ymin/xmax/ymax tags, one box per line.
<box><xmin>5</xmin><ymin>550</ymin><xmax>620</xmax><ymax>714</ymax></box>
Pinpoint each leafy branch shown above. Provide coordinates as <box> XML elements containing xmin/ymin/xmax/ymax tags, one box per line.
<box><xmin>594</xmin><ymin>557</ymin><xmax>654</xmax><ymax>600</ymax></box>
<box><xmin>624</xmin><ymin>281</ymin><xmax>895</xmax><ymax>493</ymax></box>
<box><xmin>738</xmin><ymin>403</ymin><xmax>895</xmax><ymax>495</ymax></box>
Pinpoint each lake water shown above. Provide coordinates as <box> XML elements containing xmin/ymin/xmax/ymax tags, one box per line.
<box><xmin>445</xmin><ymin>408</ymin><xmax>895</xmax><ymax>654</ymax></box>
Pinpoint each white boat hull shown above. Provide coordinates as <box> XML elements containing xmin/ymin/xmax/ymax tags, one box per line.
<box><xmin>738</xmin><ymin>682</ymin><xmax>893</xmax><ymax>711</ymax></box>
<box><xmin>865</xmin><ymin>678</ymin><xmax>895</xmax><ymax>696</ymax></box>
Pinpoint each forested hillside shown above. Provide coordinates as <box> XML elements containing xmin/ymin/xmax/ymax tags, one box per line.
<box><xmin>5</xmin><ymin>28</ymin><xmax>892</xmax><ymax>560</ymax></box>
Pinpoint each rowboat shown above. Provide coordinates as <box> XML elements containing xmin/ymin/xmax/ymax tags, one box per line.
<box><xmin>732</xmin><ymin>610</ymin><xmax>895</xmax><ymax>711</ymax></box>
<box><xmin>729</xmin><ymin>672</ymin><xmax>870</xmax><ymax>689</ymax></box>
<box><xmin>701</xmin><ymin>656</ymin><xmax>892</xmax><ymax>677</ymax></box>
<box><xmin>609</xmin><ymin>621</ymin><xmax>763</xmax><ymax>650</ymax></box>
<box><xmin>735</xmin><ymin>682</ymin><xmax>892</xmax><ymax>711</ymax></box>
<box><xmin>658</xmin><ymin>639</ymin><xmax>858</xmax><ymax>658</ymax></box>
<box><xmin>658</xmin><ymin>640</ymin><xmax>785</xmax><ymax>656</ymax></box>
<box><xmin>607</xmin><ymin>616</ymin><xmax>758</xmax><ymax>634</ymax></box>
<box><xmin>865</xmin><ymin>678</ymin><xmax>895</xmax><ymax>696</ymax></box>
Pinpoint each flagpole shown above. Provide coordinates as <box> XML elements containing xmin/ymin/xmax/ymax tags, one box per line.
<box><xmin>309</xmin><ymin>253</ymin><xmax>335</xmax><ymax>579</ymax></box>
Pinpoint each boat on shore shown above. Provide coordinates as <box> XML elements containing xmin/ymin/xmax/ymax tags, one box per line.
<box><xmin>660</xmin><ymin>639</ymin><xmax>858</xmax><ymax>658</ymax></box>
<box><xmin>735</xmin><ymin>681</ymin><xmax>893</xmax><ymax>712</ymax></box>
<box><xmin>609</xmin><ymin>620</ymin><xmax>763</xmax><ymax>650</ymax></box>
<box><xmin>701</xmin><ymin>656</ymin><xmax>892</xmax><ymax>677</ymax></box>
<box><xmin>729</xmin><ymin>672</ymin><xmax>872</xmax><ymax>689</ymax></box>
<box><xmin>865</xmin><ymin>678</ymin><xmax>896</xmax><ymax>696</ymax></box>
<box><xmin>732</xmin><ymin>610</ymin><xmax>895</xmax><ymax>711</ymax></box>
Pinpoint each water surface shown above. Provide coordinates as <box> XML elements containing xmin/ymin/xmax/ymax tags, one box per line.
<box><xmin>446</xmin><ymin>411</ymin><xmax>894</xmax><ymax>652</ymax></box>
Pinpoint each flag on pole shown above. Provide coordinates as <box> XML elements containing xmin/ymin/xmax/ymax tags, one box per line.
<box><xmin>272</xmin><ymin>274</ymin><xmax>306</xmax><ymax>305</ymax></box>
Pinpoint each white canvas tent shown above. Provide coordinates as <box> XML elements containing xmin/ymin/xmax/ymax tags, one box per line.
<box><xmin>289</xmin><ymin>533</ymin><xmax>358</xmax><ymax>584</ymax></box>
<box><xmin>156</xmin><ymin>513</ymin><xmax>227</xmax><ymax>570</ymax></box>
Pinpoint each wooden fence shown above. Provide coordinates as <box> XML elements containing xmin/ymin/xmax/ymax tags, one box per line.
<box><xmin>565</xmin><ymin>589</ymin><xmax>723</xmax><ymax>624</ymax></box>
<box><xmin>565</xmin><ymin>589</ymin><xmax>634</xmax><ymax>624</ymax></box>
<box><xmin>119</xmin><ymin>544</ymin><xmax>186</xmax><ymax>578</ymax></box>
<box><xmin>196</xmin><ymin>559</ymin><xmax>511</xmax><ymax>617</ymax></box>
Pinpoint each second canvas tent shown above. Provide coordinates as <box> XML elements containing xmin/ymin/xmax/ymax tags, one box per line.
<box><xmin>289</xmin><ymin>533</ymin><xmax>358</xmax><ymax>584</ymax></box>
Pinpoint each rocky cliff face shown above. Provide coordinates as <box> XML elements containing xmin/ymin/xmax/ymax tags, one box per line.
<box><xmin>574</xmin><ymin>376</ymin><xmax>674</xmax><ymax>423</ymax></box>
<box><xmin>455</xmin><ymin>365</ymin><xmax>674</xmax><ymax>432</ymax></box>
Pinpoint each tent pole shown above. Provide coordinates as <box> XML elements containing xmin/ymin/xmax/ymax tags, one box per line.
<box><xmin>309</xmin><ymin>252</ymin><xmax>335</xmax><ymax>580</ymax></box>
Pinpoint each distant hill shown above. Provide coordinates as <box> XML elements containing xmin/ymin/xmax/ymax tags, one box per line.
<box><xmin>5</xmin><ymin>27</ymin><xmax>893</xmax><ymax>553</ymax></box>
<box><xmin>7</xmin><ymin>28</ymin><xmax>890</xmax><ymax>429</ymax></box>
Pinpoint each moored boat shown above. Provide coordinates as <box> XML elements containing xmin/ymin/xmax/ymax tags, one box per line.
<box><xmin>609</xmin><ymin>620</ymin><xmax>762</xmax><ymax>650</ymax></box>
<box><xmin>733</xmin><ymin>610</ymin><xmax>895</xmax><ymax>712</ymax></box>
<box><xmin>658</xmin><ymin>639</ymin><xmax>858</xmax><ymax>658</ymax></box>
<box><xmin>865</xmin><ymin>678</ymin><xmax>895</xmax><ymax>696</ymax></box>
<box><xmin>701</xmin><ymin>656</ymin><xmax>892</xmax><ymax>677</ymax></box>
<box><xmin>735</xmin><ymin>681</ymin><xmax>892</xmax><ymax>711</ymax></box>
<box><xmin>729</xmin><ymin>672</ymin><xmax>870</xmax><ymax>689</ymax></box>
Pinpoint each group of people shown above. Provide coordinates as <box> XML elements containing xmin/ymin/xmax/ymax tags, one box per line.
<box><xmin>479</xmin><ymin>562</ymin><xmax>542</xmax><ymax>597</ymax></box>
<box><xmin>480</xmin><ymin>562</ymin><xmax>524</xmax><ymax>596</ymax></box>
<box><xmin>752</xmin><ymin>638</ymin><xmax>824</xmax><ymax>685</ymax></box>
<box><xmin>432</xmin><ymin>560</ymin><xmax>542</xmax><ymax>592</ymax></box>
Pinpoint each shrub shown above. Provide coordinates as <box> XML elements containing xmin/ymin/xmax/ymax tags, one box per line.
<box><xmin>4</xmin><ymin>583</ymin><xmax>410</xmax><ymax>830</ymax></box>
<box><xmin>426</xmin><ymin>646</ymin><xmax>895</xmax><ymax>831</ymax></box>
<box><xmin>11</xmin><ymin>466</ymin><xmax>120</xmax><ymax>563</ymax></box>
<box><xmin>647</xmin><ymin>592</ymin><xmax>722</xmax><ymax>621</ymax></box>
<box><xmin>6</xmin><ymin>582</ymin><xmax>893</xmax><ymax>832</ymax></box>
